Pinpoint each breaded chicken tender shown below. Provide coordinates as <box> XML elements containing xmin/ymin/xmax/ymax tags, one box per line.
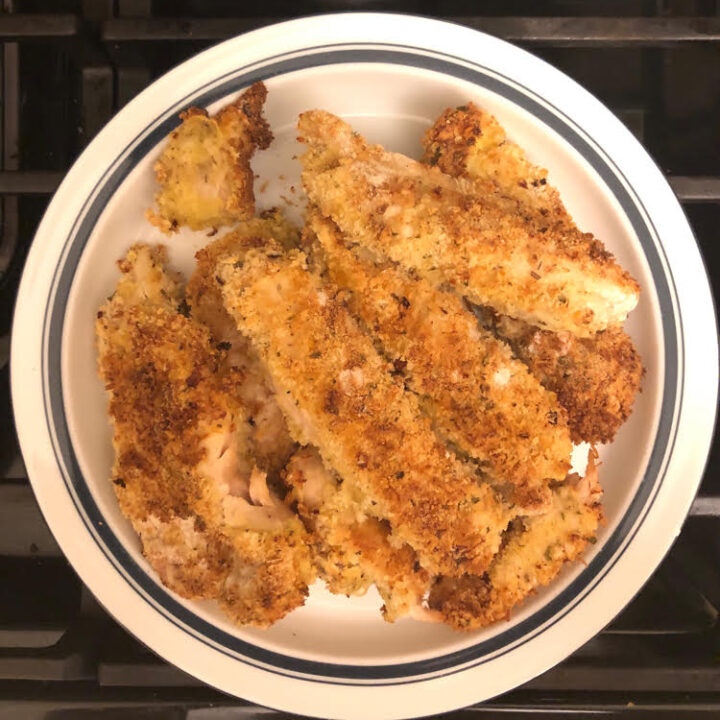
<box><xmin>299</xmin><ymin>110</ymin><xmax>639</xmax><ymax>337</ymax></box>
<box><xmin>187</xmin><ymin>210</ymin><xmax>301</xmax><ymax>476</ymax></box>
<box><xmin>285</xmin><ymin>448</ymin><xmax>431</xmax><ymax>622</ymax></box>
<box><xmin>429</xmin><ymin>453</ymin><xmax>603</xmax><ymax>630</ymax></box>
<box><xmin>216</xmin><ymin>248</ymin><xmax>511</xmax><ymax>577</ymax></box>
<box><xmin>147</xmin><ymin>82</ymin><xmax>272</xmax><ymax>234</ymax></box>
<box><xmin>310</xmin><ymin>212</ymin><xmax>572</xmax><ymax>510</ymax></box>
<box><xmin>96</xmin><ymin>243</ymin><xmax>314</xmax><ymax>627</ymax></box>
<box><xmin>482</xmin><ymin>311</ymin><xmax>644</xmax><ymax>444</ymax></box>
<box><xmin>422</xmin><ymin>103</ymin><xmax>643</xmax><ymax>443</ymax></box>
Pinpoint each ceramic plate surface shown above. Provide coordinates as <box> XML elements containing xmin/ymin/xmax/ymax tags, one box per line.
<box><xmin>11</xmin><ymin>13</ymin><xmax>718</xmax><ymax>720</ymax></box>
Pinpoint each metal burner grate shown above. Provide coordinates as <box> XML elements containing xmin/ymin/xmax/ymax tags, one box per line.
<box><xmin>1</xmin><ymin>1</ymin><xmax>719</xmax><ymax>717</ymax></box>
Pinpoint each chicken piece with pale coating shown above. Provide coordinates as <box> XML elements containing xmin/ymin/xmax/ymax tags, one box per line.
<box><xmin>215</xmin><ymin>247</ymin><xmax>511</xmax><ymax>577</ymax></box>
<box><xmin>421</xmin><ymin>103</ymin><xmax>643</xmax><ymax>443</ymax></box>
<box><xmin>147</xmin><ymin>82</ymin><xmax>272</xmax><ymax>234</ymax></box>
<box><xmin>285</xmin><ymin>447</ymin><xmax>431</xmax><ymax>622</ymax></box>
<box><xmin>310</xmin><ymin>212</ymin><xmax>572</xmax><ymax>510</ymax></box>
<box><xmin>96</xmin><ymin>243</ymin><xmax>315</xmax><ymax>627</ymax></box>
<box><xmin>299</xmin><ymin>110</ymin><xmax>639</xmax><ymax>338</ymax></box>
<box><xmin>187</xmin><ymin>210</ymin><xmax>300</xmax><ymax>476</ymax></box>
<box><xmin>429</xmin><ymin>452</ymin><xmax>603</xmax><ymax>630</ymax></box>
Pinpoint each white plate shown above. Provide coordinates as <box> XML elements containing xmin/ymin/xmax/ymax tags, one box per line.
<box><xmin>10</xmin><ymin>13</ymin><xmax>718</xmax><ymax>720</ymax></box>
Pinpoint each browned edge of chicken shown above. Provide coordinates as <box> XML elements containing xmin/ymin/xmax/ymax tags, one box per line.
<box><xmin>285</xmin><ymin>447</ymin><xmax>431</xmax><ymax>622</ymax></box>
<box><xmin>429</xmin><ymin>452</ymin><xmax>603</xmax><ymax>630</ymax></box>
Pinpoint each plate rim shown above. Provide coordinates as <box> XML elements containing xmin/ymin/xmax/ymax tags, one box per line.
<box><xmin>48</xmin><ymin>42</ymin><xmax>680</xmax><ymax>680</ymax></box>
<box><xmin>11</xmin><ymin>13</ymin><xmax>718</xmax><ymax>719</ymax></box>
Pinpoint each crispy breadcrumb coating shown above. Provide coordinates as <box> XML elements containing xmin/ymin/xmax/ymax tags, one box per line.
<box><xmin>299</xmin><ymin>110</ymin><xmax>639</xmax><ymax>337</ymax></box>
<box><xmin>96</xmin><ymin>243</ymin><xmax>314</xmax><ymax>627</ymax></box>
<box><xmin>285</xmin><ymin>447</ymin><xmax>431</xmax><ymax>622</ymax></box>
<box><xmin>216</xmin><ymin>248</ymin><xmax>511</xmax><ymax>577</ymax></box>
<box><xmin>187</xmin><ymin>210</ymin><xmax>301</xmax><ymax>476</ymax></box>
<box><xmin>310</xmin><ymin>212</ymin><xmax>572</xmax><ymax>510</ymax></box>
<box><xmin>219</xmin><ymin>520</ymin><xmax>314</xmax><ymax>627</ymax></box>
<box><xmin>147</xmin><ymin>82</ymin><xmax>272</xmax><ymax>234</ymax></box>
<box><xmin>188</xmin><ymin>209</ymin><xmax>300</xmax><ymax>348</ymax></box>
<box><xmin>287</xmin><ymin>447</ymin><xmax>373</xmax><ymax>597</ymax></box>
<box><xmin>429</xmin><ymin>453</ymin><xmax>603</xmax><ymax>630</ymax></box>
<box><xmin>421</xmin><ymin>103</ymin><xmax>643</xmax><ymax>443</ymax></box>
<box><xmin>481</xmin><ymin>311</ymin><xmax>644</xmax><ymax>444</ymax></box>
<box><xmin>421</xmin><ymin>103</ymin><xmax>572</xmax><ymax>231</ymax></box>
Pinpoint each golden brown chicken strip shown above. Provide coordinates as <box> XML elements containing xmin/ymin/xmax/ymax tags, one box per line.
<box><xmin>310</xmin><ymin>212</ymin><xmax>572</xmax><ymax>510</ymax></box>
<box><xmin>422</xmin><ymin>104</ymin><xmax>644</xmax><ymax>443</ymax></box>
<box><xmin>285</xmin><ymin>447</ymin><xmax>431</xmax><ymax>622</ymax></box>
<box><xmin>429</xmin><ymin>453</ymin><xmax>603</xmax><ymax>630</ymax></box>
<box><xmin>147</xmin><ymin>82</ymin><xmax>272</xmax><ymax>234</ymax></box>
<box><xmin>215</xmin><ymin>248</ymin><xmax>511</xmax><ymax>577</ymax></box>
<box><xmin>187</xmin><ymin>210</ymin><xmax>300</xmax><ymax>476</ymax></box>
<box><xmin>480</xmin><ymin>311</ymin><xmax>644</xmax><ymax>444</ymax></box>
<box><xmin>96</xmin><ymin>243</ymin><xmax>314</xmax><ymax>627</ymax></box>
<box><xmin>299</xmin><ymin>110</ymin><xmax>639</xmax><ymax>338</ymax></box>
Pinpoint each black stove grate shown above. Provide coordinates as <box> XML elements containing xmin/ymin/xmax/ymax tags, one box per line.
<box><xmin>1</xmin><ymin>1</ymin><xmax>719</xmax><ymax>717</ymax></box>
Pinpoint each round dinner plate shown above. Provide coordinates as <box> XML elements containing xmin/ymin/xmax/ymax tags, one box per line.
<box><xmin>11</xmin><ymin>13</ymin><xmax>718</xmax><ymax>720</ymax></box>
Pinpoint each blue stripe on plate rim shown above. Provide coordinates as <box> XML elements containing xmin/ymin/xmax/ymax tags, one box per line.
<box><xmin>40</xmin><ymin>43</ymin><xmax>683</xmax><ymax>685</ymax></box>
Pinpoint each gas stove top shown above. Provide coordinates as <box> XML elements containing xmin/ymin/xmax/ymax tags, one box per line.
<box><xmin>1</xmin><ymin>2</ymin><xmax>719</xmax><ymax>717</ymax></box>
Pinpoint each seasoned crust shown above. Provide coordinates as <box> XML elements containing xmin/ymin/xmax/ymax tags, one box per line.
<box><xmin>285</xmin><ymin>447</ymin><xmax>374</xmax><ymax>597</ymax></box>
<box><xmin>96</xmin><ymin>243</ymin><xmax>315</xmax><ymax>626</ymax></box>
<box><xmin>214</xmin><ymin>80</ymin><xmax>272</xmax><ymax>152</ymax></box>
<box><xmin>286</xmin><ymin>447</ymin><xmax>431</xmax><ymax>622</ymax></box>
<box><xmin>311</xmin><ymin>212</ymin><xmax>572</xmax><ymax>508</ymax></box>
<box><xmin>188</xmin><ymin>209</ymin><xmax>300</xmax><ymax>346</ymax></box>
<box><xmin>488</xmin><ymin>312</ymin><xmax>644</xmax><ymax>444</ymax></box>
<box><xmin>98</xmin><ymin>304</ymin><xmax>234</xmax><ymax>524</ymax></box>
<box><xmin>216</xmin><ymin>248</ymin><xmax>512</xmax><ymax>577</ymax></box>
<box><xmin>419</xmin><ymin>102</ymin><xmax>644</xmax><ymax>444</ymax></box>
<box><xmin>421</xmin><ymin>102</ymin><xmax>571</xmax><ymax>232</ymax></box>
<box><xmin>349</xmin><ymin>518</ymin><xmax>430</xmax><ymax>623</ymax></box>
<box><xmin>147</xmin><ymin>82</ymin><xmax>272</xmax><ymax>234</ymax></box>
<box><xmin>299</xmin><ymin>110</ymin><xmax>640</xmax><ymax>338</ymax></box>
<box><xmin>429</xmin><ymin>454</ymin><xmax>603</xmax><ymax>630</ymax></box>
<box><xmin>221</xmin><ymin>526</ymin><xmax>314</xmax><ymax>628</ymax></box>
<box><xmin>97</xmin><ymin>298</ymin><xmax>241</xmax><ymax>599</ymax></box>
<box><xmin>134</xmin><ymin>514</ymin><xmax>233</xmax><ymax>600</ymax></box>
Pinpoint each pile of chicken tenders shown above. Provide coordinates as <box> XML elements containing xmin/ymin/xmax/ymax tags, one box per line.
<box><xmin>96</xmin><ymin>82</ymin><xmax>643</xmax><ymax>630</ymax></box>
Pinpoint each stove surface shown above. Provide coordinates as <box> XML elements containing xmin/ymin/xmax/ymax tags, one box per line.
<box><xmin>1</xmin><ymin>1</ymin><xmax>719</xmax><ymax>718</ymax></box>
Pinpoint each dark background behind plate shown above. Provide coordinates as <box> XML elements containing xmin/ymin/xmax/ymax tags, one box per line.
<box><xmin>1</xmin><ymin>1</ymin><xmax>719</xmax><ymax>718</ymax></box>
